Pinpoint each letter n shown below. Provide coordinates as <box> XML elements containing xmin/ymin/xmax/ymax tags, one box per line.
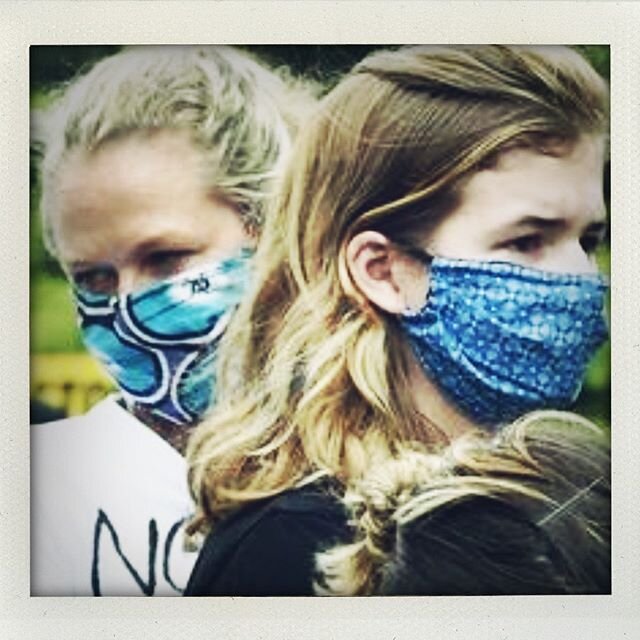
<box><xmin>91</xmin><ymin>509</ymin><xmax>158</xmax><ymax>596</ymax></box>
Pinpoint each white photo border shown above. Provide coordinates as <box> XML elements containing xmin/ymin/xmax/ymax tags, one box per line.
<box><xmin>2</xmin><ymin>1</ymin><xmax>639</xmax><ymax>638</ymax></box>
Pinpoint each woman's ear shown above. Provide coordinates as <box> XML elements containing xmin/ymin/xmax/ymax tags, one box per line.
<box><xmin>345</xmin><ymin>231</ymin><xmax>429</xmax><ymax>314</ymax></box>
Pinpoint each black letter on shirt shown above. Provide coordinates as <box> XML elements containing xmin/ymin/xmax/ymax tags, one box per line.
<box><xmin>91</xmin><ymin>509</ymin><xmax>158</xmax><ymax>596</ymax></box>
<box><xmin>163</xmin><ymin>517</ymin><xmax>187</xmax><ymax>594</ymax></box>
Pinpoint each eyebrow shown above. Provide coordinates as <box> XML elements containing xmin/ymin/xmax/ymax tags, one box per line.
<box><xmin>65</xmin><ymin>237</ymin><xmax>201</xmax><ymax>275</ymax></box>
<box><xmin>68</xmin><ymin>261</ymin><xmax>114</xmax><ymax>272</ymax></box>
<box><xmin>506</xmin><ymin>215</ymin><xmax>608</xmax><ymax>235</ymax></box>
<box><xmin>131</xmin><ymin>236</ymin><xmax>200</xmax><ymax>258</ymax></box>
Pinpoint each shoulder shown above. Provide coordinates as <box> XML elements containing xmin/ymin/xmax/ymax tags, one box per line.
<box><xmin>214</xmin><ymin>482</ymin><xmax>348</xmax><ymax>557</ymax></box>
<box><xmin>31</xmin><ymin>396</ymin><xmax>126</xmax><ymax>435</ymax></box>
<box><xmin>31</xmin><ymin>396</ymin><xmax>191</xmax><ymax>527</ymax></box>
<box><xmin>389</xmin><ymin>492</ymin><xmax>610</xmax><ymax>595</ymax></box>
<box><xmin>185</xmin><ymin>483</ymin><xmax>350</xmax><ymax>596</ymax></box>
<box><xmin>32</xmin><ymin>397</ymin><xmax>186</xmax><ymax>467</ymax></box>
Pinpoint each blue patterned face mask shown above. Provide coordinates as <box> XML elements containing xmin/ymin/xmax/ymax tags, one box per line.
<box><xmin>400</xmin><ymin>255</ymin><xmax>608</xmax><ymax>427</ymax></box>
<box><xmin>73</xmin><ymin>249</ymin><xmax>252</xmax><ymax>425</ymax></box>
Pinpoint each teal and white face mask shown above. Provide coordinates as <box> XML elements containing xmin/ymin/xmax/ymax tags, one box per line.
<box><xmin>400</xmin><ymin>254</ymin><xmax>609</xmax><ymax>428</ymax></box>
<box><xmin>73</xmin><ymin>249</ymin><xmax>252</xmax><ymax>425</ymax></box>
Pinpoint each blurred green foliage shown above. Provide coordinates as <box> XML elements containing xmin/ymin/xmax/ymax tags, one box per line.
<box><xmin>31</xmin><ymin>278</ymin><xmax>84</xmax><ymax>352</ymax></box>
<box><xmin>575</xmin><ymin>45</ymin><xmax>610</xmax><ymax>79</ymax></box>
<box><xmin>29</xmin><ymin>45</ymin><xmax>611</xmax><ymax>425</ymax></box>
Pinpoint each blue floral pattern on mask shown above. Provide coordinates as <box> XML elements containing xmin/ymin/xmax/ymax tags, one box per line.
<box><xmin>74</xmin><ymin>249</ymin><xmax>252</xmax><ymax>425</ymax></box>
<box><xmin>400</xmin><ymin>257</ymin><xmax>609</xmax><ymax>427</ymax></box>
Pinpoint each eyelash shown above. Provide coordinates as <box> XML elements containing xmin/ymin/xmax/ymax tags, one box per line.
<box><xmin>579</xmin><ymin>234</ymin><xmax>604</xmax><ymax>254</ymax></box>
<box><xmin>72</xmin><ymin>250</ymin><xmax>196</xmax><ymax>294</ymax></box>
<box><xmin>145</xmin><ymin>250</ymin><xmax>195</xmax><ymax>271</ymax></box>
<box><xmin>72</xmin><ymin>267</ymin><xmax>118</xmax><ymax>294</ymax></box>
<box><xmin>505</xmin><ymin>233</ymin><xmax>605</xmax><ymax>256</ymax></box>
<box><xmin>506</xmin><ymin>234</ymin><xmax>544</xmax><ymax>254</ymax></box>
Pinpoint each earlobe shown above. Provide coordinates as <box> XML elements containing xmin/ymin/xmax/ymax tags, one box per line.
<box><xmin>346</xmin><ymin>231</ymin><xmax>421</xmax><ymax>314</ymax></box>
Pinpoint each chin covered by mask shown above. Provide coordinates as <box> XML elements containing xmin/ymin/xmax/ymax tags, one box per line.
<box><xmin>400</xmin><ymin>256</ymin><xmax>609</xmax><ymax>428</ymax></box>
<box><xmin>73</xmin><ymin>249</ymin><xmax>253</xmax><ymax>426</ymax></box>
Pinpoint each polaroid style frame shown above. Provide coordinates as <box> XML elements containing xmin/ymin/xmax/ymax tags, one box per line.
<box><xmin>2</xmin><ymin>2</ymin><xmax>640</xmax><ymax>639</ymax></box>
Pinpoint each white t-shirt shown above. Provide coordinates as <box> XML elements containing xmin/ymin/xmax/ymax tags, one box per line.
<box><xmin>31</xmin><ymin>397</ymin><xmax>199</xmax><ymax>596</ymax></box>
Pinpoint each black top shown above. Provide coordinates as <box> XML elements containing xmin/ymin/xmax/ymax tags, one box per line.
<box><xmin>184</xmin><ymin>481</ymin><xmax>610</xmax><ymax>596</ymax></box>
<box><xmin>383</xmin><ymin>496</ymin><xmax>610</xmax><ymax>595</ymax></box>
<box><xmin>184</xmin><ymin>482</ymin><xmax>350</xmax><ymax>596</ymax></box>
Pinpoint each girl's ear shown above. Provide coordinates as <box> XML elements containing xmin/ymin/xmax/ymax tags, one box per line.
<box><xmin>345</xmin><ymin>231</ymin><xmax>429</xmax><ymax>314</ymax></box>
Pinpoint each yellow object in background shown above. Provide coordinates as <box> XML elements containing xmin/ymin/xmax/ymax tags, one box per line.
<box><xmin>31</xmin><ymin>353</ymin><xmax>115</xmax><ymax>416</ymax></box>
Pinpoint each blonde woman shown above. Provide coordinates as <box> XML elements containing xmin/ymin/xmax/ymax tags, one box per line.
<box><xmin>186</xmin><ymin>45</ymin><xmax>609</xmax><ymax>595</ymax></box>
<box><xmin>316</xmin><ymin>411</ymin><xmax>610</xmax><ymax>595</ymax></box>
<box><xmin>31</xmin><ymin>45</ymin><xmax>315</xmax><ymax>596</ymax></box>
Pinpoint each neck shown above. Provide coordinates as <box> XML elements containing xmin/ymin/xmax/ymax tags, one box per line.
<box><xmin>407</xmin><ymin>357</ymin><xmax>481</xmax><ymax>441</ymax></box>
<box><xmin>130</xmin><ymin>403</ymin><xmax>193</xmax><ymax>455</ymax></box>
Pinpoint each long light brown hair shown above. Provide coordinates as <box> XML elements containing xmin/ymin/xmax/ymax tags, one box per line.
<box><xmin>187</xmin><ymin>45</ymin><xmax>608</xmax><ymax>531</ymax></box>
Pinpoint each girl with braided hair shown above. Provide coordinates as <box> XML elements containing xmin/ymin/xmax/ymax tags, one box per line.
<box><xmin>185</xmin><ymin>45</ymin><xmax>610</xmax><ymax>595</ymax></box>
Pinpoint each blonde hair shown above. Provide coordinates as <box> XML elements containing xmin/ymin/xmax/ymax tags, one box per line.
<box><xmin>33</xmin><ymin>45</ymin><xmax>317</xmax><ymax>254</ymax></box>
<box><xmin>187</xmin><ymin>45</ymin><xmax>609</xmax><ymax>531</ymax></box>
<box><xmin>316</xmin><ymin>411</ymin><xmax>610</xmax><ymax>595</ymax></box>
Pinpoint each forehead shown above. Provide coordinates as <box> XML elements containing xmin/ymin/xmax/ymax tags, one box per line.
<box><xmin>50</xmin><ymin>131</ymin><xmax>206</xmax><ymax>250</ymax></box>
<box><xmin>440</xmin><ymin>135</ymin><xmax>607</xmax><ymax>232</ymax></box>
<box><xmin>49</xmin><ymin>130</ymin><xmax>224</xmax><ymax>264</ymax></box>
<box><xmin>59</xmin><ymin>129</ymin><xmax>207</xmax><ymax>196</ymax></box>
